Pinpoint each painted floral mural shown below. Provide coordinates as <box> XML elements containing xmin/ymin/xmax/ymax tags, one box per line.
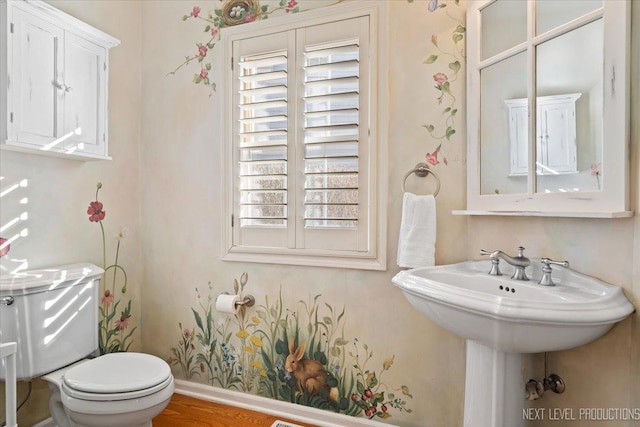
<box><xmin>172</xmin><ymin>0</ymin><xmax>465</xmax><ymax>177</ymax></box>
<box><xmin>87</xmin><ymin>182</ymin><xmax>136</xmax><ymax>354</ymax></box>
<box><xmin>168</xmin><ymin>274</ymin><xmax>413</xmax><ymax>421</ymax></box>
<box><xmin>418</xmin><ymin>0</ymin><xmax>465</xmax><ymax>167</ymax></box>
<box><xmin>169</xmin><ymin>0</ymin><xmax>315</xmax><ymax>91</ymax></box>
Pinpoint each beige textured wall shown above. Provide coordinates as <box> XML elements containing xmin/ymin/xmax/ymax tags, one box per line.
<box><xmin>0</xmin><ymin>1</ymin><xmax>143</xmax><ymax>425</ymax></box>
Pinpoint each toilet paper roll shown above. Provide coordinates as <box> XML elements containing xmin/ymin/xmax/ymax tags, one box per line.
<box><xmin>215</xmin><ymin>294</ymin><xmax>240</xmax><ymax>314</ymax></box>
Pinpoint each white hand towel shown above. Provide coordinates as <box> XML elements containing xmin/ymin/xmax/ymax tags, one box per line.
<box><xmin>397</xmin><ymin>192</ymin><xmax>436</xmax><ymax>268</ymax></box>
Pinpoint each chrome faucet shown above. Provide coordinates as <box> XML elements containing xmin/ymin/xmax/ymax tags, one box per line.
<box><xmin>480</xmin><ymin>246</ymin><xmax>531</xmax><ymax>281</ymax></box>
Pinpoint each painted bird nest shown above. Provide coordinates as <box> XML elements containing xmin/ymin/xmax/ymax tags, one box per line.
<box><xmin>222</xmin><ymin>0</ymin><xmax>263</xmax><ymax>26</ymax></box>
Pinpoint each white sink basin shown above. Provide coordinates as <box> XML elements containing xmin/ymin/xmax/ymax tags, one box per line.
<box><xmin>392</xmin><ymin>260</ymin><xmax>635</xmax><ymax>353</ymax></box>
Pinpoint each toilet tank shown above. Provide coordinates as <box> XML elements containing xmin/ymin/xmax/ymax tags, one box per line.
<box><xmin>0</xmin><ymin>263</ymin><xmax>103</xmax><ymax>380</ymax></box>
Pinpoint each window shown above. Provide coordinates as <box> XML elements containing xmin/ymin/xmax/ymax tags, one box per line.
<box><xmin>221</xmin><ymin>2</ymin><xmax>387</xmax><ymax>270</ymax></box>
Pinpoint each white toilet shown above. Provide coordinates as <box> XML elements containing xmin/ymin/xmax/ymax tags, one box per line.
<box><xmin>0</xmin><ymin>263</ymin><xmax>174</xmax><ymax>427</ymax></box>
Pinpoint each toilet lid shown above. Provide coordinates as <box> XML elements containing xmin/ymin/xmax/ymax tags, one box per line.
<box><xmin>63</xmin><ymin>353</ymin><xmax>171</xmax><ymax>394</ymax></box>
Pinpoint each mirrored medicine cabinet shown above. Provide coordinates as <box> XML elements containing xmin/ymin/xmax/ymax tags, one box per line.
<box><xmin>462</xmin><ymin>0</ymin><xmax>632</xmax><ymax>217</ymax></box>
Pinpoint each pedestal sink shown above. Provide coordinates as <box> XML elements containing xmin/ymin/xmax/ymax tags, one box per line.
<box><xmin>392</xmin><ymin>260</ymin><xmax>635</xmax><ymax>427</ymax></box>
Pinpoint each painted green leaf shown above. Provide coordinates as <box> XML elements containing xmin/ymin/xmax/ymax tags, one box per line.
<box><xmin>275</xmin><ymin>339</ymin><xmax>287</xmax><ymax>355</ymax></box>
<box><xmin>454</xmin><ymin>24</ymin><xmax>466</xmax><ymax>33</ymax></box>
<box><xmin>424</xmin><ymin>54</ymin><xmax>438</xmax><ymax>64</ymax></box>
<box><xmin>331</xmin><ymin>346</ymin><xmax>341</xmax><ymax>357</ymax></box>
<box><xmin>424</xmin><ymin>124</ymin><xmax>435</xmax><ymax>133</ymax></box>
<box><xmin>215</xmin><ymin>9</ymin><xmax>222</xmax><ymax>16</ymax></box>
<box><xmin>334</xmin><ymin>337</ymin><xmax>350</xmax><ymax>346</ymax></box>
<box><xmin>443</xmin><ymin>107</ymin><xmax>451</xmax><ymax>114</ymax></box>
<box><xmin>339</xmin><ymin>397</ymin><xmax>349</xmax><ymax>410</ymax></box>
<box><xmin>446</xmin><ymin>127</ymin><xmax>456</xmax><ymax>140</ymax></box>
<box><xmin>204</xmin><ymin>25</ymin><xmax>210</xmax><ymax>32</ymax></box>
<box><xmin>323</xmin><ymin>316</ymin><xmax>333</xmax><ymax>325</ymax></box>
<box><xmin>451</xmin><ymin>108</ymin><xmax>458</xmax><ymax>116</ymax></box>
<box><xmin>449</xmin><ymin>61</ymin><xmax>461</xmax><ymax>73</ymax></box>
<box><xmin>453</xmin><ymin>33</ymin><xmax>464</xmax><ymax>43</ymax></box>
<box><xmin>192</xmin><ymin>308</ymin><xmax>204</xmax><ymax>331</ymax></box>
<box><xmin>314</xmin><ymin>351</ymin><xmax>327</xmax><ymax>365</ymax></box>
<box><xmin>261</xmin><ymin>5</ymin><xmax>268</xmax><ymax>12</ymax></box>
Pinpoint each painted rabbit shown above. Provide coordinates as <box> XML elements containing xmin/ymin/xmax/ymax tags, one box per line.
<box><xmin>285</xmin><ymin>339</ymin><xmax>329</xmax><ymax>396</ymax></box>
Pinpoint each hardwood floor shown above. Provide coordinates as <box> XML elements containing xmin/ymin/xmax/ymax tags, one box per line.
<box><xmin>153</xmin><ymin>393</ymin><xmax>319</xmax><ymax>427</ymax></box>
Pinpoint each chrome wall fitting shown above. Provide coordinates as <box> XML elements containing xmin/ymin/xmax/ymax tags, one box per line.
<box><xmin>525</xmin><ymin>353</ymin><xmax>566</xmax><ymax>400</ymax></box>
<box><xmin>543</xmin><ymin>374</ymin><xmax>566</xmax><ymax>394</ymax></box>
<box><xmin>525</xmin><ymin>379</ymin><xmax>545</xmax><ymax>401</ymax></box>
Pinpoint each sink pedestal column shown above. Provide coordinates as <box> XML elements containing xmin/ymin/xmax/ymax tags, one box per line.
<box><xmin>464</xmin><ymin>340</ymin><xmax>525</xmax><ymax>427</ymax></box>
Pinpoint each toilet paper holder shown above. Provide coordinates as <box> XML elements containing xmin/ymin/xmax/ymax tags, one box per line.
<box><xmin>235</xmin><ymin>294</ymin><xmax>255</xmax><ymax>308</ymax></box>
<box><xmin>220</xmin><ymin>292</ymin><xmax>255</xmax><ymax>308</ymax></box>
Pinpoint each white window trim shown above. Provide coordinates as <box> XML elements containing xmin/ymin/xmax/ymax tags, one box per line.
<box><xmin>220</xmin><ymin>1</ymin><xmax>388</xmax><ymax>271</ymax></box>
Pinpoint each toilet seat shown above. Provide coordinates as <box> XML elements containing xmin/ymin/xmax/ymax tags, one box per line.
<box><xmin>62</xmin><ymin>353</ymin><xmax>172</xmax><ymax>401</ymax></box>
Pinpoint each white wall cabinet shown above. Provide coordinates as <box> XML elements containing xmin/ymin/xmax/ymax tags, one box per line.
<box><xmin>1</xmin><ymin>0</ymin><xmax>119</xmax><ymax>160</ymax></box>
<box><xmin>505</xmin><ymin>93</ymin><xmax>580</xmax><ymax>176</ymax></box>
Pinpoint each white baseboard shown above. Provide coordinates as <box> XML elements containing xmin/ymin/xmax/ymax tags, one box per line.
<box><xmin>32</xmin><ymin>418</ymin><xmax>55</xmax><ymax>427</ymax></box>
<box><xmin>174</xmin><ymin>379</ymin><xmax>397</xmax><ymax>427</ymax></box>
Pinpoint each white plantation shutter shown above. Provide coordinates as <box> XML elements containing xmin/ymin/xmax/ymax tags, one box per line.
<box><xmin>302</xmin><ymin>42</ymin><xmax>360</xmax><ymax>229</ymax></box>
<box><xmin>238</xmin><ymin>52</ymin><xmax>289</xmax><ymax>228</ymax></box>
<box><xmin>223</xmin><ymin>4</ymin><xmax>385</xmax><ymax>269</ymax></box>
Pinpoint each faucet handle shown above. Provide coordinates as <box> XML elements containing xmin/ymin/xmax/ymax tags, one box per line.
<box><xmin>540</xmin><ymin>258</ymin><xmax>569</xmax><ymax>269</ymax></box>
<box><xmin>480</xmin><ymin>249</ymin><xmax>502</xmax><ymax>275</ymax></box>
<box><xmin>516</xmin><ymin>246</ymin><xmax>526</xmax><ymax>257</ymax></box>
<box><xmin>539</xmin><ymin>258</ymin><xmax>569</xmax><ymax>286</ymax></box>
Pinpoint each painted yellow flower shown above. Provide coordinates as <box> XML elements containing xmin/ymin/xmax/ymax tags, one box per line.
<box><xmin>250</xmin><ymin>335</ymin><xmax>263</xmax><ymax>347</ymax></box>
<box><xmin>236</xmin><ymin>330</ymin><xmax>249</xmax><ymax>339</ymax></box>
<box><xmin>250</xmin><ymin>360</ymin><xmax>264</xmax><ymax>369</ymax></box>
<box><xmin>251</xmin><ymin>316</ymin><xmax>260</xmax><ymax>324</ymax></box>
<box><xmin>244</xmin><ymin>346</ymin><xmax>255</xmax><ymax>353</ymax></box>
<box><xmin>260</xmin><ymin>369</ymin><xmax>267</xmax><ymax>377</ymax></box>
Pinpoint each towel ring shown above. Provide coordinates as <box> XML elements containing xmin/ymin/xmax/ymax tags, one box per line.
<box><xmin>401</xmin><ymin>162</ymin><xmax>441</xmax><ymax>197</ymax></box>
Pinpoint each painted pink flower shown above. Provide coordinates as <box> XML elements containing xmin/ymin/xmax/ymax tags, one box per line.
<box><xmin>198</xmin><ymin>45</ymin><xmax>208</xmax><ymax>58</ymax></box>
<box><xmin>87</xmin><ymin>201</ymin><xmax>106</xmax><ymax>222</ymax></box>
<box><xmin>590</xmin><ymin>163</ymin><xmax>601</xmax><ymax>176</ymax></box>
<box><xmin>286</xmin><ymin>0</ymin><xmax>297</xmax><ymax>12</ymax></box>
<box><xmin>0</xmin><ymin>237</ymin><xmax>10</xmax><ymax>258</ymax></box>
<box><xmin>115</xmin><ymin>315</ymin><xmax>131</xmax><ymax>331</ymax></box>
<box><xmin>433</xmin><ymin>72</ymin><xmax>448</xmax><ymax>87</ymax></box>
<box><xmin>199</xmin><ymin>69</ymin><xmax>208</xmax><ymax>79</ymax></box>
<box><xmin>211</xmin><ymin>28</ymin><xmax>219</xmax><ymax>38</ymax></box>
<box><xmin>101</xmin><ymin>289</ymin><xmax>115</xmax><ymax>308</ymax></box>
<box><xmin>426</xmin><ymin>149</ymin><xmax>440</xmax><ymax>166</ymax></box>
<box><xmin>244</xmin><ymin>12</ymin><xmax>256</xmax><ymax>22</ymax></box>
<box><xmin>431</xmin><ymin>35</ymin><xmax>438</xmax><ymax>46</ymax></box>
<box><xmin>190</xmin><ymin>6</ymin><xmax>201</xmax><ymax>18</ymax></box>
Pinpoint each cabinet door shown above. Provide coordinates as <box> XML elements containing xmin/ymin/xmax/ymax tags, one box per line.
<box><xmin>539</xmin><ymin>102</ymin><xmax>577</xmax><ymax>173</ymax></box>
<box><xmin>9</xmin><ymin>7</ymin><xmax>64</xmax><ymax>149</ymax></box>
<box><xmin>508</xmin><ymin>105</ymin><xmax>529</xmax><ymax>176</ymax></box>
<box><xmin>64</xmin><ymin>32</ymin><xmax>107</xmax><ymax>157</ymax></box>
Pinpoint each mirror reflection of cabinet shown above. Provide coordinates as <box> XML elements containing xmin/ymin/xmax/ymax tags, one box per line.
<box><xmin>463</xmin><ymin>0</ymin><xmax>631</xmax><ymax>217</ymax></box>
<box><xmin>506</xmin><ymin>93</ymin><xmax>580</xmax><ymax>176</ymax></box>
